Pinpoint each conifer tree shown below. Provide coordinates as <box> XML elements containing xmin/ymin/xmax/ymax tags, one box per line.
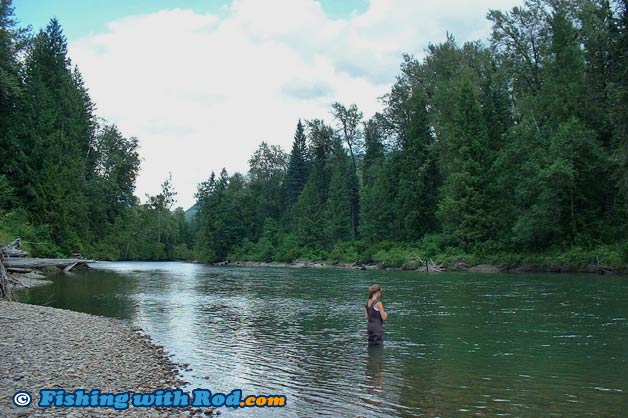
<box><xmin>15</xmin><ymin>19</ymin><xmax>95</xmax><ymax>249</ymax></box>
<box><xmin>324</xmin><ymin>140</ymin><xmax>352</xmax><ymax>243</ymax></box>
<box><xmin>0</xmin><ymin>0</ymin><xmax>22</xmax><ymax>203</ymax></box>
<box><xmin>286</xmin><ymin>120</ymin><xmax>309</xmax><ymax>206</ymax></box>
<box><xmin>437</xmin><ymin>82</ymin><xmax>493</xmax><ymax>249</ymax></box>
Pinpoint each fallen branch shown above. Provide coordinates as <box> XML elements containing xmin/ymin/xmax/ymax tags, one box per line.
<box><xmin>413</xmin><ymin>253</ymin><xmax>445</xmax><ymax>273</ymax></box>
<box><xmin>64</xmin><ymin>262</ymin><xmax>79</xmax><ymax>272</ymax></box>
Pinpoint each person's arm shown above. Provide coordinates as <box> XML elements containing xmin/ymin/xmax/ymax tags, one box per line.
<box><xmin>365</xmin><ymin>306</ymin><xmax>369</xmax><ymax>320</ymax></box>
<box><xmin>376</xmin><ymin>301</ymin><xmax>388</xmax><ymax>320</ymax></box>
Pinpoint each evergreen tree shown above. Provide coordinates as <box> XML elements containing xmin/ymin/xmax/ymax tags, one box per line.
<box><xmin>285</xmin><ymin>120</ymin><xmax>309</xmax><ymax>206</ymax></box>
<box><xmin>194</xmin><ymin>172</ymin><xmax>217</xmax><ymax>261</ymax></box>
<box><xmin>393</xmin><ymin>93</ymin><xmax>439</xmax><ymax>241</ymax></box>
<box><xmin>0</xmin><ymin>0</ymin><xmax>22</xmax><ymax>177</ymax></box>
<box><xmin>14</xmin><ymin>19</ymin><xmax>95</xmax><ymax>250</ymax></box>
<box><xmin>305</xmin><ymin>119</ymin><xmax>334</xmax><ymax>202</ymax></box>
<box><xmin>0</xmin><ymin>0</ymin><xmax>22</xmax><ymax>211</ymax></box>
<box><xmin>610</xmin><ymin>0</ymin><xmax>628</xmax><ymax>207</ymax></box>
<box><xmin>437</xmin><ymin>82</ymin><xmax>494</xmax><ymax>249</ymax></box>
<box><xmin>359</xmin><ymin>156</ymin><xmax>397</xmax><ymax>243</ymax></box>
<box><xmin>324</xmin><ymin>140</ymin><xmax>352</xmax><ymax>243</ymax></box>
<box><xmin>291</xmin><ymin>178</ymin><xmax>325</xmax><ymax>247</ymax></box>
<box><xmin>361</xmin><ymin>116</ymin><xmax>385</xmax><ymax>188</ymax></box>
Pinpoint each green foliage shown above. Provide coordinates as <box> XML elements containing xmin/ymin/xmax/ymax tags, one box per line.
<box><xmin>3</xmin><ymin>0</ymin><xmax>627</xmax><ymax>272</ymax></box>
<box><xmin>332</xmin><ymin>102</ymin><xmax>363</xmax><ymax>238</ymax></box>
<box><xmin>0</xmin><ymin>175</ymin><xmax>14</xmax><ymax>209</ymax></box>
<box><xmin>510</xmin><ymin>119</ymin><xmax>609</xmax><ymax>249</ymax></box>
<box><xmin>0</xmin><ymin>209</ymin><xmax>62</xmax><ymax>257</ymax></box>
<box><xmin>273</xmin><ymin>234</ymin><xmax>301</xmax><ymax>262</ymax></box>
<box><xmin>372</xmin><ymin>245</ymin><xmax>417</xmax><ymax>269</ymax></box>
<box><xmin>248</xmin><ymin>142</ymin><xmax>288</xmax><ymax>240</ymax></box>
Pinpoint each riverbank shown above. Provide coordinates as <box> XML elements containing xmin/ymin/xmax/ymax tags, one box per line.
<box><xmin>227</xmin><ymin>239</ymin><xmax>628</xmax><ymax>274</ymax></box>
<box><xmin>0</xmin><ymin>301</ymin><xmax>190</xmax><ymax>417</ymax></box>
<box><xmin>223</xmin><ymin>260</ymin><xmax>624</xmax><ymax>274</ymax></box>
<box><xmin>1</xmin><ymin>255</ymin><xmax>98</xmax><ymax>293</ymax></box>
<box><xmin>223</xmin><ymin>251</ymin><xmax>627</xmax><ymax>274</ymax></box>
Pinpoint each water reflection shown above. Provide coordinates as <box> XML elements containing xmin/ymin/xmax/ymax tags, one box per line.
<box><xmin>18</xmin><ymin>268</ymin><xmax>138</xmax><ymax>319</ymax></box>
<box><xmin>363</xmin><ymin>345</ymin><xmax>385</xmax><ymax>405</ymax></box>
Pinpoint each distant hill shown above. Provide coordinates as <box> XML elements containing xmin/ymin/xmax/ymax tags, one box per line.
<box><xmin>184</xmin><ymin>203</ymin><xmax>198</xmax><ymax>222</ymax></box>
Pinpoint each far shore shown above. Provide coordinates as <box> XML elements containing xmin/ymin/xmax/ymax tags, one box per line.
<box><xmin>83</xmin><ymin>257</ymin><xmax>625</xmax><ymax>275</ymax></box>
<box><xmin>215</xmin><ymin>259</ymin><xmax>625</xmax><ymax>275</ymax></box>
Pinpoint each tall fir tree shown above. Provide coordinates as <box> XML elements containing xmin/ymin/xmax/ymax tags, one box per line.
<box><xmin>14</xmin><ymin>19</ymin><xmax>95</xmax><ymax>250</ymax></box>
<box><xmin>324</xmin><ymin>140</ymin><xmax>352</xmax><ymax>244</ymax></box>
<box><xmin>361</xmin><ymin>116</ymin><xmax>385</xmax><ymax>188</ymax></box>
<box><xmin>285</xmin><ymin>120</ymin><xmax>309</xmax><ymax>206</ymax></box>
<box><xmin>437</xmin><ymin>81</ymin><xmax>494</xmax><ymax>249</ymax></box>
<box><xmin>0</xmin><ymin>0</ymin><xmax>22</xmax><ymax>202</ymax></box>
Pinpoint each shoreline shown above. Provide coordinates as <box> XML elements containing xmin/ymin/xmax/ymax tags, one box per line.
<box><xmin>3</xmin><ymin>259</ymin><xmax>94</xmax><ymax>291</ymax></box>
<box><xmin>84</xmin><ymin>258</ymin><xmax>626</xmax><ymax>275</ymax></box>
<box><xmin>219</xmin><ymin>260</ymin><xmax>625</xmax><ymax>275</ymax></box>
<box><xmin>0</xmin><ymin>301</ymin><xmax>195</xmax><ymax>417</ymax></box>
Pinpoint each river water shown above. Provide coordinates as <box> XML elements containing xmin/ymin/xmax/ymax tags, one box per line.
<box><xmin>19</xmin><ymin>262</ymin><xmax>628</xmax><ymax>417</ymax></box>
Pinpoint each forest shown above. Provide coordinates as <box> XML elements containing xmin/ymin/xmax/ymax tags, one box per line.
<box><xmin>1</xmin><ymin>0</ymin><xmax>627</xmax><ymax>270</ymax></box>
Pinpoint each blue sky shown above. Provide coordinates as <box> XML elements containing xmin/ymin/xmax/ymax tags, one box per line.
<box><xmin>12</xmin><ymin>0</ymin><xmax>520</xmax><ymax>208</ymax></box>
<box><xmin>14</xmin><ymin>0</ymin><xmax>370</xmax><ymax>39</ymax></box>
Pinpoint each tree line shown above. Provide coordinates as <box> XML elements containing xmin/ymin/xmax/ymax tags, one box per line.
<box><xmin>0</xmin><ymin>0</ymin><xmax>192</xmax><ymax>260</ymax></box>
<box><xmin>1</xmin><ymin>0</ymin><xmax>627</xmax><ymax>268</ymax></box>
<box><xmin>193</xmin><ymin>0</ymin><xmax>628</xmax><ymax>268</ymax></box>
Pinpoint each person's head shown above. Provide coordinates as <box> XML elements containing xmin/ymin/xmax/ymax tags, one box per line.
<box><xmin>368</xmin><ymin>284</ymin><xmax>383</xmax><ymax>299</ymax></box>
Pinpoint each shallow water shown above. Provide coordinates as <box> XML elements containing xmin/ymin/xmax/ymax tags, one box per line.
<box><xmin>20</xmin><ymin>262</ymin><xmax>628</xmax><ymax>417</ymax></box>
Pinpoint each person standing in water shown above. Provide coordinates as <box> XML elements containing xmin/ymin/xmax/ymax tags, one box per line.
<box><xmin>365</xmin><ymin>284</ymin><xmax>388</xmax><ymax>345</ymax></box>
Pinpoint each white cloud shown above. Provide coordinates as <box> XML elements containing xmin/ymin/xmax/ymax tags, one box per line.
<box><xmin>69</xmin><ymin>0</ymin><xmax>521</xmax><ymax>209</ymax></box>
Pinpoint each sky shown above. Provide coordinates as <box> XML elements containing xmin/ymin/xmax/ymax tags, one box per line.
<box><xmin>14</xmin><ymin>0</ymin><xmax>521</xmax><ymax>209</ymax></box>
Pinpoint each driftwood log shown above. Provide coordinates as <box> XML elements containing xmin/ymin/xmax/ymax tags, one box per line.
<box><xmin>6</xmin><ymin>267</ymin><xmax>32</xmax><ymax>274</ymax></box>
<box><xmin>3</xmin><ymin>258</ymin><xmax>93</xmax><ymax>270</ymax></box>
<box><xmin>0</xmin><ymin>237</ymin><xmax>94</xmax><ymax>300</ymax></box>
<box><xmin>1</xmin><ymin>238</ymin><xmax>29</xmax><ymax>258</ymax></box>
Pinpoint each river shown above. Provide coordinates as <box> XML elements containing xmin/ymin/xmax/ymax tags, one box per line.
<box><xmin>19</xmin><ymin>262</ymin><xmax>628</xmax><ymax>417</ymax></box>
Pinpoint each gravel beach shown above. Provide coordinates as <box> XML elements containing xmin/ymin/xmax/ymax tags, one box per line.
<box><xmin>0</xmin><ymin>301</ymin><xmax>190</xmax><ymax>418</ymax></box>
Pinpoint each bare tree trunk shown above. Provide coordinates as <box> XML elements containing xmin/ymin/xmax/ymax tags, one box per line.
<box><xmin>0</xmin><ymin>256</ymin><xmax>17</xmax><ymax>301</ymax></box>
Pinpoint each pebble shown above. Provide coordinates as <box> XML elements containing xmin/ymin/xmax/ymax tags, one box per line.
<box><xmin>0</xmin><ymin>301</ymin><xmax>192</xmax><ymax>417</ymax></box>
